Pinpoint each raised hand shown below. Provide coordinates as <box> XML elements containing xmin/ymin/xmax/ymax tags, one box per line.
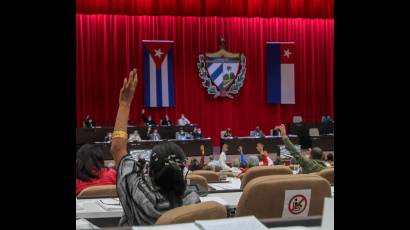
<box><xmin>200</xmin><ymin>144</ymin><xmax>205</xmax><ymax>155</ymax></box>
<box><xmin>276</xmin><ymin>124</ymin><xmax>287</xmax><ymax>137</ymax></box>
<box><xmin>119</xmin><ymin>68</ymin><xmax>138</xmax><ymax>107</ymax></box>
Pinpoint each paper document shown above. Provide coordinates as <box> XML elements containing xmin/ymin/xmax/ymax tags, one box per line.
<box><xmin>132</xmin><ymin>223</ymin><xmax>199</xmax><ymax>230</ymax></box>
<box><xmin>321</xmin><ymin>197</ymin><xmax>334</xmax><ymax>230</ymax></box>
<box><xmin>76</xmin><ymin>218</ymin><xmax>100</xmax><ymax>229</ymax></box>
<box><xmin>195</xmin><ymin>216</ymin><xmax>267</xmax><ymax>230</ymax></box>
<box><xmin>96</xmin><ymin>198</ymin><xmax>123</xmax><ymax>211</ymax></box>
<box><xmin>199</xmin><ymin>197</ymin><xmax>228</xmax><ymax>206</ymax></box>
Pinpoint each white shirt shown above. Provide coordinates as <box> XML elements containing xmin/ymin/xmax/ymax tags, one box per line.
<box><xmin>219</xmin><ymin>152</ymin><xmax>231</xmax><ymax>171</ymax></box>
<box><xmin>177</xmin><ymin>117</ymin><xmax>191</xmax><ymax>126</ymax></box>
<box><xmin>128</xmin><ymin>134</ymin><xmax>141</xmax><ymax>142</ymax></box>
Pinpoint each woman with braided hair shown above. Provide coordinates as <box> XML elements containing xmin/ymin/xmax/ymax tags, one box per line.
<box><xmin>110</xmin><ymin>69</ymin><xmax>200</xmax><ymax>226</ymax></box>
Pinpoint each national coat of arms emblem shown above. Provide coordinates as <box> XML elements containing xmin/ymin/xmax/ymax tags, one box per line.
<box><xmin>197</xmin><ymin>36</ymin><xmax>246</xmax><ymax>98</ymax></box>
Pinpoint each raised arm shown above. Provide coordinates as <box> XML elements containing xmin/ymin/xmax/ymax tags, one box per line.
<box><xmin>111</xmin><ymin>68</ymin><xmax>138</xmax><ymax>166</ymax></box>
<box><xmin>277</xmin><ymin>124</ymin><xmax>299</xmax><ymax>155</ymax></box>
<box><xmin>277</xmin><ymin>124</ymin><xmax>311</xmax><ymax>169</ymax></box>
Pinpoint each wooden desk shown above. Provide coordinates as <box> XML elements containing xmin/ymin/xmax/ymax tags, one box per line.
<box><xmin>95</xmin><ymin>138</ymin><xmax>213</xmax><ymax>160</ymax></box>
<box><xmin>220</xmin><ymin>136</ymin><xmax>300</xmax><ymax>155</ymax></box>
<box><xmin>77</xmin><ymin>125</ymin><xmax>198</xmax><ymax>146</ymax></box>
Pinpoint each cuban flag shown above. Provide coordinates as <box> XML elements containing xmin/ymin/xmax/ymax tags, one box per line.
<box><xmin>266</xmin><ymin>42</ymin><xmax>295</xmax><ymax>104</ymax></box>
<box><xmin>143</xmin><ymin>40</ymin><xmax>175</xmax><ymax>107</ymax></box>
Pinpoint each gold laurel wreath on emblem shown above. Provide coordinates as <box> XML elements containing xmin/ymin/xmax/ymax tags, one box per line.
<box><xmin>197</xmin><ymin>36</ymin><xmax>247</xmax><ymax>99</ymax></box>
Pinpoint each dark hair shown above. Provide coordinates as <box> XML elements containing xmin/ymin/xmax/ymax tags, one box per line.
<box><xmin>76</xmin><ymin>144</ymin><xmax>105</xmax><ymax>182</ymax></box>
<box><xmin>311</xmin><ymin>147</ymin><xmax>323</xmax><ymax>160</ymax></box>
<box><xmin>326</xmin><ymin>153</ymin><xmax>334</xmax><ymax>161</ymax></box>
<box><xmin>149</xmin><ymin>142</ymin><xmax>187</xmax><ymax>208</ymax></box>
<box><xmin>189</xmin><ymin>158</ymin><xmax>200</xmax><ymax>171</ymax></box>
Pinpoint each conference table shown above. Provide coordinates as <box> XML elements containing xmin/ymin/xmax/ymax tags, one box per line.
<box><xmin>76</xmin><ymin>192</ymin><xmax>243</xmax><ymax>220</ymax></box>
<box><xmin>311</xmin><ymin>134</ymin><xmax>334</xmax><ymax>151</ymax></box>
<box><xmin>76</xmin><ymin>125</ymin><xmax>199</xmax><ymax>146</ymax></box>
<box><xmin>94</xmin><ymin>138</ymin><xmax>213</xmax><ymax>160</ymax></box>
<box><xmin>77</xmin><ymin>187</ymin><xmax>334</xmax><ymax>224</ymax></box>
<box><xmin>289</xmin><ymin>122</ymin><xmax>334</xmax><ymax>149</ymax></box>
<box><xmin>220</xmin><ymin>136</ymin><xmax>300</xmax><ymax>155</ymax></box>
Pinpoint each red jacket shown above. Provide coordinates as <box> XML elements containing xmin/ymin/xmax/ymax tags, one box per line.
<box><xmin>261</xmin><ymin>152</ymin><xmax>269</xmax><ymax>166</ymax></box>
<box><xmin>76</xmin><ymin>168</ymin><xmax>117</xmax><ymax>195</ymax></box>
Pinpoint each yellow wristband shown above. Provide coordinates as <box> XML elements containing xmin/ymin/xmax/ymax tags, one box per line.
<box><xmin>112</xmin><ymin>130</ymin><xmax>128</xmax><ymax>139</ymax></box>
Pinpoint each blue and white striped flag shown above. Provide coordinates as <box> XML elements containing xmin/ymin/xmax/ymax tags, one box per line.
<box><xmin>143</xmin><ymin>40</ymin><xmax>175</xmax><ymax>107</ymax></box>
<box><xmin>266</xmin><ymin>42</ymin><xmax>295</xmax><ymax>104</ymax></box>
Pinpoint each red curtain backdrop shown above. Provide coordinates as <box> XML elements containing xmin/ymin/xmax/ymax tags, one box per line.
<box><xmin>76</xmin><ymin>14</ymin><xmax>334</xmax><ymax>145</ymax></box>
<box><xmin>77</xmin><ymin>0</ymin><xmax>334</xmax><ymax>18</ymax></box>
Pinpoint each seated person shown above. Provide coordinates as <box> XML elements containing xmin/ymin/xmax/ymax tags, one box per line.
<box><xmin>83</xmin><ymin>115</ymin><xmax>94</xmax><ymax>128</ymax></box>
<box><xmin>110</xmin><ymin>69</ymin><xmax>200</xmax><ymax>226</ymax></box>
<box><xmin>177</xmin><ymin>114</ymin><xmax>191</xmax><ymax>126</ymax></box>
<box><xmin>128</xmin><ymin>130</ymin><xmax>142</xmax><ymax>142</ymax></box>
<box><xmin>104</xmin><ymin>132</ymin><xmax>112</xmax><ymax>142</ymax></box>
<box><xmin>76</xmin><ymin>144</ymin><xmax>117</xmax><ymax>195</ymax></box>
<box><xmin>251</xmin><ymin>126</ymin><xmax>265</xmax><ymax>137</ymax></box>
<box><xmin>223</xmin><ymin>128</ymin><xmax>233</xmax><ymax>138</ymax></box>
<box><xmin>160</xmin><ymin>114</ymin><xmax>172</xmax><ymax>126</ymax></box>
<box><xmin>276</xmin><ymin>124</ymin><xmax>327</xmax><ymax>173</ymax></box>
<box><xmin>230</xmin><ymin>159</ymin><xmax>242</xmax><ymax>176</ymax></box>
<box><xmin>321</xmin><ymin>113</ymin><xmax>334</xmax><ymax>124</ymax></box>
<box><xmin>321</xmin><ymin>113</ymin><xmax>334</xmax><ymax>134</ymax></box>
<box><xmin>238</xmin><ymin>155</ymin><xmax>260</xmax><ymax>176</ymax></box>
<box><xmin>188</xmin><ymin>145</ymin><xmax>206</xmax><ymax>171</ymax></box>
<box><xmin>326</xmin><ymin>153</ymin><xmax>334</xmax><ymax>167</ymax></box>
<box><xmin>141</xmin><ymin>109</ymin><xmax>156</xmax><ymax>126</ymax></box>
<box><xmin>271</xmin><ymin>127</ymin><xmax>281</xmax><ymax>136</ymax></box>
<box><xmin>147</xmin><ymin>127</ymin><xmax>161</xmax><ymax>141</ymax></box>
<box><xmin>237</xmin><ymin>145</ymin><xmax>247</xmax><ymax>168</ymax></box>
<box><xmin>207</xmin><ymin>144</ymin><xmax>230</xmax><ymax>171</ymax></box>
<box><xmin>192</xmin><ymin>127</ymin><xmax>203</xmax><ymax>139</ymax></box>
<box><xmin>175</xmin><ymin>127</ymin><xmax>192</xmax><ymax>140</ymax></box>
<box><xmin>256</xmin><ymin>143</ymin><xmax>273</xmax><ymax>166</ymax></box>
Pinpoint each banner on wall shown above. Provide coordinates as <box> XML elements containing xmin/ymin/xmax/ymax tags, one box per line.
<box><xmin>266</xmin><ymin>42</ymin><xmax>295</xmax><ymax>104</ymax></box>
<box><xmin>197</xmin><ymin>36</ymin><xmax>246</xmax><ymax>99</ymax></box>
<box><xmin>143</xmin><ymin>40</ymin><xmax>175</xmax><ymax>107</ymax></box>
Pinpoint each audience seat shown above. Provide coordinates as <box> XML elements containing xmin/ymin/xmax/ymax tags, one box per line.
<box><xmin>292</xmin><ymin>116</ymin><xmax>303</xmax><ymax>123</ymax></box>
<box><xmin>236</xmin><ymin>174</ymin><xmax>331</xmax><ymax>218</ymax></box>
<box><xmin>77</xmin><ymin>185</ymin><xmax>117</xmax><ymax>198</ymax></box>
<box><xmin>240</xmin><ymin>166</ymin><xmax>293</xmax><ymax>189</ymax></box>
<box><xmin>155</xmin><ymin>201</ymin><xmax>227</xmax><ymax>225</ymax></box>
<box><xmin>218</xmin><ymin>171</ymin><xmax>235</xmax><ymax>177</ymax></box>
<box><xmin>192</xmin><ymin>170</ymin><xmax>220</xmax><ymax>182</ymax></box>
<box><xmin>309</xmin><ymin>128</ymin><xmax>320</xmax><ymax>137</ymax></box>
<box><xmin>186</xmin><ymin>174</ymin><xmax>208</xmax><ymax>188</ymax></box>
<box><xmin>317</xmin><ymin>168</ymin><xmax>334</xmax><ymax>185</ymax></box>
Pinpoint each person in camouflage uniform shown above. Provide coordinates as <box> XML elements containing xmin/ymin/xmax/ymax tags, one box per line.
<box><xmin>277</xmin><ymin>124</ymin><xmax>327</xmax><ymax>174</ymax></box>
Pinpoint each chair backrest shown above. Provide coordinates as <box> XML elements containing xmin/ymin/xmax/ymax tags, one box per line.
<box><xmin>77</xmin><ymin>185</ymin><xmax>117</xmax><ymax>198</ymax></box>
<box><xmin>318</xmin><ymin>168</ymin><xmax>334</xmax><ymax>185</ymax></box>
<box><xmin>218</xmin><ymin>171</ymin><xmax>235</xmax><ymax>177</ymax></box>
<box><xmin>155</xmin><ymin>201</ymin><xmax>227</xmax><ymax>225</ymax></box>
<box><xmin>240</xmin><ymin>166</ymin><xmax>293</xmax><ymax>189</ymax></box>
<box><xmin>220</xmin><ymin>130</ymin><xmax>226</xmax><ymax>138</ymax></box>
<box><xmin>236</xmin><ymin>174</ymin><xmax>331</xmax><ymax>218</ymax></box>
<box><xmin>186</xmin><ymin>174</ymin><xmax>208</xmax><ymax>188</ymax></box>
<box><xmin>309</xmin><ymin>128</ymin><xmax>320</xmax><ymax>137</ymax></box>
<box><xmin>293</xmin><ymin>116</ymin><xmax>303</xmax><ymax>123</ymax></box>
<box><xmin>192</xmin><ymin>170</ymin><xmax>220</xmax><ymax>182</ymax></box>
